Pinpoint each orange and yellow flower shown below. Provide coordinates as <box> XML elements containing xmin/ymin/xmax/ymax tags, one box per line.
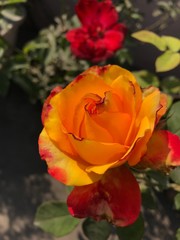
<box><xmin>38</xmin><ymin>65</ymin><xmax>180</xmax><ymax>226</ymax></box>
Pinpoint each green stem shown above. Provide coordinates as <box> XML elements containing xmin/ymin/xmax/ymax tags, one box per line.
<box><xmin>146</xmin><ymin>14</ymin><xmax>169</xmax><ymax>31</ymax></box>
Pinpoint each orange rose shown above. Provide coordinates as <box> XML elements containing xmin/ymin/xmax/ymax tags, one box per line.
<box><xmin>39</xmin><ymin>65</ymin><xmax>180</xmax><ymax>226</ymax></box>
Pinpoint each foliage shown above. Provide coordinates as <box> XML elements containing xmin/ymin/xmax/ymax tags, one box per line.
<box><xmin>151</xmin><ymin>0</ymin><xmax>180</xmax><ymax>31</ymax></box>
<box><xmin>34</xmin><ymin>201</ymin><xmax>80</xmax><ymax>237</ymax></box>
<box><xmin>176</xmin><ymin>228</ymin><xmax>180</xmax><ymax>240</ymax></box>
<box><xmin>132</xmin><ymin>70</ymin><xmax>160</xmax><ymax>88</ymax></box>
<box><xmin>82</xmin><ymin>218</ymin><xmax>112</xmax><ymax>240</ymax></box>
<box><xmin>1</xmin><ymin>15</ymin><xmax>90</xmax><ymax>102</ymax></box>
<box><xmin>170</xmin><ymin>167</ymin><xmax>180</xmax><ymax>185</ymax></box>
<box><xmin>132</xmin><ymin>30</ymin><xmax>180</xmax><ymax>72</ymax></box>
<box><xmin>35</xmin><ymin>205</ymin><xmax>145</xmax><ymax>240</ymax></box>
<box><xmin>116</xmin><ymin>215</ymin><xmax>144</xmax><ymax>240</ymax></box>
<box><xmin>167</xmin><ymin>102</ymin><xmax>180</xmax><ymax>136</ymax></box>
<box><xmin>0</xmin><ymin>0</ymin><xmax>26</xmax><ymax>36</ymax></box>
<box><xmin>174</xmin><ymin>193</ymin><xmax>180</xmax><ymax>210</ymax></box>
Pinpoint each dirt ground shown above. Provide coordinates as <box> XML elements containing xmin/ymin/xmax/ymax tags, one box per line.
<box><xmin>0</xmin><ymin>172</ymin><xmax>179</xmax><ymax>240</ymax></box>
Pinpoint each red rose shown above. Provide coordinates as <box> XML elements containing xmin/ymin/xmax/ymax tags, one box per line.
<box><xmin>66</xmin><ymin>0</ymin><xmax>126</xmax><ymax>63</ymax></box>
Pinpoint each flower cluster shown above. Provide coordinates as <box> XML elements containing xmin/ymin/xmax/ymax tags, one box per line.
<box><xmin>38</xmin><ymin>65</ymin><xmax>180</xmax><ymax>227</ymax></box>
<box><xmin>66</xmin><ymin>0</ymin><xmax>126</xmax><ymax>63</ymax></box>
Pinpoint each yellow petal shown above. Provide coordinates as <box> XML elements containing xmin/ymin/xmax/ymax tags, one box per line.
<box><xmin>86</xmin><ymin>160</ymin><xmax>120</xmax><ymax>174</ymax></box>
<box><xmin>39</xmin><ymin>128</ymin><xmax>101</xmax><ymax>186</ymax></box>
<box><xmin>57</xmin><ymin>73</ymin><xmax>111</xmax><ymax>133</ymax></box>
<box><xmin>156</xmin><ymin>93</ymin><xmax>167</xmax><ymax>124</ymax></box>
<box><xmin>125</xmin><ymin>88</ymin><xmax>162</xmax><ymax>166</ymax></box>
<box><xmin>125</xmin><ymin>116</ymin><xmax>152</xmax><ymax>166</ymax></box>
<box><xmin>69</xmin><ymin>134</ymin><xmax>129</xmax><ymax>166</ymax></box>
<box><xmin>92</xmin><ymin>111</ymin><xmax>131</xmax><ymax>144</ymax></box>
<box><xmin>73</xmin><ymin>93</ymin><xmax>113</xmax><ymax>142</ymax></box>
<box><xmin>125</xmin><ymin>87</ymin><xmax>161</xmax><ymax>146</ymax></box>
<box><xmin>44</xmin><ymin>93</ymin><xmax>77</xmax><ymax>157</ymax></box>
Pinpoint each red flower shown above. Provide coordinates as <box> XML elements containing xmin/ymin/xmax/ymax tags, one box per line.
<box><xmin>66</xmin><ymin>0</ymin><xmax>126</xmax><ymax>63</ymax></box>
<box><xmin>138</xmin><ymin>130</ymin><xmax>180</xmax><ymax>170</ymax></box>
<box><xmin>67</xmin><ymin>166</ymin><xmax>141</xmax><ymax>227</ymax></box>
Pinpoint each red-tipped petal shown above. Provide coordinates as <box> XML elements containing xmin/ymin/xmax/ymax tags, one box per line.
<box><xmin>139</xmin><ymin>130</ymin><xmax>180</xmax><ymax>170</ymax></box>
<box><xmin>67</xmin><ymin>166</ymin><xmax>141</xmax><ymax>227</ymax></box>
<box><xmin>41</xmin><ymin>86</ymin><xmax>62</xmax><ymax>124</ymax></box>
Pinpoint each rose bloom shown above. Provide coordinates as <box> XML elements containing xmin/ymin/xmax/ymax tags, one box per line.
<box><xmin>39</xmin><ymin>65</ymin><xmax>180</xmax><ymax>226</ymax></box>
<box><xmin>66</xmin><ymin>0</ymin><xmax>126</xmax><ymax>63</ymax></box>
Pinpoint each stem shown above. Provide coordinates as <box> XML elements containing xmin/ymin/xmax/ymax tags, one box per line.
<box><xmin>146</xmin><ymin>14</ymin><xmax>169</xmax><ymax>31</ymax></box>
<box><xmin>108</xmin><ymin>234</ymin><xmax>118</xmax><ymax>240</ymax></box>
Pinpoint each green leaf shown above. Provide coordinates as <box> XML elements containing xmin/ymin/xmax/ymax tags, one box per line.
<box><xmin>174</xmin><ymin>193</ymin><xmax>180</xmax><ymax>210</ymax></box>
<box><xmin>116</xmin><ymin>214</ymin><xmax>144</xmax><ymax>240</ymax></box>
<box><xmin>34</xmin><ymin>201</ymin><xmax>80</xmax><ymax>237</ymax></box>
<box><xmin>141</xmin><ymin>187</ymin><xmax>157</xmax><ymax>209</ymax></box>
<box><xmin>167</xmin><ymin>102</ymin><xmax>180</xmax><ymax>136</ymax></box>
<box><xmin>44</xmin><ymin>31</ymin><xmax>57</xmax><ymax>65</ymax></box>
<box><xmin>133</xmin><ymin>70</ymin><xmax>159</xmax><ymax>88</ymax></box>
<box><xmin>0</xmin><ymin>71</ymin><xmax>10</xmax><ymax>96</ymax></box>
<box><xmin>166</xmin><ymin>94</ymin><xmax>173</xmax><ymax>109</ymax></box>
<box><xmin>82</xmin><ymin>218</ymin><xmax>112</xmax><ymax>240</ymax></box>
<box><xmin>176</xmin><ymin>228</ymin><xmax>180</xmax><ymax>240</ymax></box>
<box><xmin>162</xmin><ymin>36</ymin><xmax>180</xmax><ymax>52</ymax></box>
<box><xmin>161</xmin><ymin>76</ymin><xmax>180</xmax><ymax>95</ymax></box>
<box><xmin>0</xmin><ymin>38</ymin><xmax>8</xmax><ymax>58</ymax></box>
<box><xmin>1</xmin><ymin>6</ymin><xmax>25</xmax><ymax>22</ymax></box>
<box><xmin>147</xmin><ymin>170</ymin><xmax>168</xmax><ymax>191</ymax></box>
<box><xmin>170</xmin><ymin>167</ymin><xmax>180</xmax><ymax>184</ymax></box>
<box><xmin>0</xmin><ymin>0</ymin><xmax>26</xmax><ymax>6</ymax></box>
<box><xmin>131</xmin><ymin>30</ymin><xmax>166</xmax><ymax>51</ymax></box>
<box><xmin>155</xmin><ymin>51</ymin><xmax>180</xmax><ymax>72</ymax></box>
<box><xmin>23</xmin><ymin>41</ymin><xmax>49</xmax><ymax>54</ymax></box>
<box><xmin>116</xmin><ymin>48</ymin><xmax>133</xmax><ymax>65</ymax></box>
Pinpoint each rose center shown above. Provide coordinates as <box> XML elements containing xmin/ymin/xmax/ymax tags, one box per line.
<box><xmin>88</xmin><ymin>25</ymin><xmax>104</xmax><ymax>40</ymax></box>
<box><xmin>84</xmin><ymin>94</ymin><xmax>104</xmax><ymax>115</ymax></box>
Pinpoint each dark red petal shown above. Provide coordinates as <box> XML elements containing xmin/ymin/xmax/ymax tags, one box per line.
<box><xmin>139</xmin><ymin>130</ymin><xmax>180</xmax><ymax>171</ymax></box>
<box><xmin>167</xmin><ymin>131</ymin><xmax>180</xmax><ymax>166</ymax></box>
<box><xmin>103</xmin><ymin>30</ymin><xmax>125</xmax><ymax>51</ymax></box>
<box><xmin>76</xmin><ymin>0</ymin><xmax>118</xmax><ymax>29</ymax></box>
<box><xmin>67</xmin><ymin>166</ymin><xmax>141</xmax><ymax>227</ymax></box>
<box><xmin>67</xmin><ymin>30</ymin><xmax>110</xmax><ymax>62</ymax></box>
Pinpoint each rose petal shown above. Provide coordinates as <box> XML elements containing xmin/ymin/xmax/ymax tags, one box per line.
<box><xmin>125</xmin><ymin>87</ymin><xmax>162</xmax><ymax>166</ymax></box>
<box><xmin>57</xmin><ymin>73</ymin><xmax>111</xmax><ymax>133</ymax></box>
<box><xmin>102</xmin><ymin>30</ymin><xmax>125</xmax><ymax>51</ymax></box>
<box><xmin>39</xmin><ymin>129</ymin><xmax>101</xmax><ymax>186</ymax></box>
<box><xmin>41</xmin><ymin>86</ymin><xmax>62</xmax><ymax>124</ymax></box>
<box><xmin>139</xmin><ymin>130</ymin><xmax>180</xmax><ymax>170</ymax></box>
<box><xmin>76</xmin><ymin>0</ymin><xmax>118</xmax><ymax>29</ymax></box>
<box><xmin>69</xmin><ymin>134</ymin><xmax>129</xmax><ymax>166</ymax></box>
<box><xmin>156</xmin><ymin>93</ymin><xmax>167</xmax><ymax>124</ymax></box>
<box><xmin>85</xmin><ymin>160</ymin><xmax>119</xmax><ymax>174</ymax></box>
<box><xmin>67</xmin><ymin>166</ymin><xmax>141</xmax><ymax>227</ymax></box>
<box><xmin>139</xmin><ymin>87</ymin><xmax>161</xmax><ymax>130</ymax></box>
<box><xmin>84</xmin><ymin>65</ymin><xmax>142</xmax><ymax>116</ymax></box>
<box><xmin>43</xmin><ymin>92</ymin><xmax>77</xmax><ymax>157</ymax></box>
<box><xmin>92</xmin><ymin>111</ymin><xmax>131</xmax><ymax>144</ymax></box>
<box><xmin>74</xmin><ymin>90</ymin><xmax>132</xmax><ymax>143</ymax></box>
<box><xmin>73</xmin><ymin>93</ymin><xmax>114</xmax><ymax>142</ymax></box>
<box><xmin>126</xmin><ymin>117</ymin><xmax>151</xmax><ymax>166</ymax></box>
<box><xmin>100</xmin><ymin>66</ymin><xmax>142</xmax><ymax>116</ymax></box>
